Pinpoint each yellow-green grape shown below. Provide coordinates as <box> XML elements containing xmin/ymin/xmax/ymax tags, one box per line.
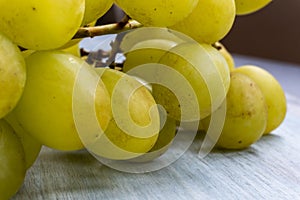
<box><xmin>170</xmin><ymin>0</ymin><xmax>236</xmax><ymax>44</ymax></box>
<box><xmin>203</xmin><ymin>72</ymin><xmax>267</xmax><ymax>149</ymax></box>
<box><xmin>90</xmin><ymin>68</ymin><xmax>160</xmax><ymax>160</ymax></box>
<box><xmin>0</xmin><ymin>119</ymin><xmax>26</xmax><ymax>200</ymax></box>
<box><xmin>82</xmin><ymin>0</ymin><xmax>113</xmax><ymax>25</ymax></box>
<box><xmin>114</xmin><ymin>0</ymin><xmax>199</xmax><ymax>27</ymax></box>
<box><xmin>152</xmin><ymin>42</ymin><xmax>230</xmax><ymax>121</ymax></box>
<box><xmin>213</xmin><ymin>42</ymin><xmax>235</xmax><ymax>71</ymax></box>
<box><xmin>123</xmin><ymin>39</ymin><xmax>183</xmax><ymax>73</ymax></box>
<box><xmin>0</xmin><ymin>0</ymin><xmax>85</xmax><ymax>50</ymax></box>
<box><xmin>12</xmin><ymin>51</ymin><xmax>107</xmax><ymax>151</ymax></box>
<box><xmin>4</xmin><ymin>112</ymin><xmax>42</xmax><ymax>169</ymax></box>
<box><xmin>120</xmin><ymin>28</ymin><xmax>188</xmax><ymax>52</ymax></box>
<box><xmin>129</xmin><ymin>117</ymin><xmax>177</xmax><ymax>162</ymax></box>
<box><xmin>235</xmin><ymin>0</ymin><xmax>272</xmax><ymax>15</ymax></box>
<box><xmin>0</xmin><ymin>33</ymin><xmax>26</xmax><ymax>119</ymax></box>
<box><xmin>234</xmin><ymin>65</ymin><xmax>286</xmax><ymax>134</ymax></box>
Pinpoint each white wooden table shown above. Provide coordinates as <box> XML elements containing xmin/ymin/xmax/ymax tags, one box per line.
<box><xmin>13</xmin><ymin>54</ymin><xmax>300</xmax><ymax>199</ymax></box>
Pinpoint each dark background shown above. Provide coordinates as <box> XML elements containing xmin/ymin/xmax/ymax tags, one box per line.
<box><xmin>99</xmin><ymin>1</ymin><xmax>300</xmax><ymax>64</ymax></box>
<box><xmin>222</xmin><ymin>0</ymin><xmax>300</xmax><ymax>64</ymax></box>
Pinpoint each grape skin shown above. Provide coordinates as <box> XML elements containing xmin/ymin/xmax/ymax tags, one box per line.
<box><xmin>82</xmin><ymin>0</ymin><xmax>113</xmax><ymax>25</ymax></box>
<box><xmin>235</xmin><ymin>0</ymin><xmax>272</xmax><ymax>15</ymax></box>
<box><xmin>13</xmin><ymin>51</ymin><xmax>105</xmax><ymax>151</ymax></box>
<box><xmin>114</xmin><ymin>0</ymin><xmax>199</xmax><ymax>27</ymax></box>
<box><xmin>0</xmin><ymin>33</ymin><xmax>26</xmax><ymax>119</ymax></box>
<box><xmin>4</xmin><ymin>112</ymin><xmax>42</xmax><ymax>169</ymax></box>
<box><xmin>234</xmin><ymin>65</ymin><xmax>287</xmax><ymax>134</ymax></box>
<box><xmin>152</xmin><ymin>42</ymin><xmax>230</xmax><ymax>121</ymax></box>
<box><xmin>169</xmin><ymin>0</ymin><xmax>236</xmax><ymax>44</ymax></box>
<box><xmin>0</xmin><ymin>119</ymin><xmax>26</xmax><ymax>200</ymax></box>
<box><xmin>203</xmin><ymin>72</ymin><xmax>268</xmax><ymax>149</ymax></box>
<box><xmin>89</xmin><ymin>68</ymin><xmax>160</xmax><ymax>160</ymax></box>
<box><xmin>0</xmin><ymin>0</ymin><xmax>85</xmax><ymax>50</ymax></box>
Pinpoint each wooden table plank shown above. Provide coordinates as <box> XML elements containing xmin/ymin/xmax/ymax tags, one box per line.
<box><xmin>12</xmin><ymin>55</ymin><xmax>300</xmax><ymax>200</ymax></box>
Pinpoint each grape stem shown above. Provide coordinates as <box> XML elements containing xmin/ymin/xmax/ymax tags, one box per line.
<box><xmin>73</xmin><ymin>19</ymin><xmax>142</xmax><ymax>39</ymax></box>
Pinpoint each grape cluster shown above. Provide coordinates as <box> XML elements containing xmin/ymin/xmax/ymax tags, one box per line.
<box><xmin>0</xmin><ymin>0</ymin><xmax>286</xmax><ymax>199</ymax></box>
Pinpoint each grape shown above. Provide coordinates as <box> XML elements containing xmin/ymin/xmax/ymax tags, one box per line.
<box><xmin>123</xmin><ymin>39</ymin><xmax>182</xmax><ymax>73</ymax></box>
<box><xmin>169</xmin><ymin>0</ymin><xmax>236</xmax><ymax>44</ymax></box>
<box><xmin>87</xmin><ymin>68</ymin><xmax>160</xmax><ymax>160</ymax></box>
<box><xmin>203</xmin><ymin>72</ymin><xmax>267</xmax><ymax>149</ymax></box>
<box><xmin>0</xmin><ymin>33</ymin><xmax>26</xmax><ymax>119</ymax></box>
<box><xmin>120</xmin><ymin>28</ymin><xmax>188</xmax><ymax>52</ymax></box>
<box><xmin>213</xmin><ymin>42</ymin><xmax>235</xmax><ymax>71</ymax></box>
<box><xmin>235</xmin><ymin>0</ymin><xmax>272</xmax><ymax>15</ymax></box>
<box><xmin>82</xmin><ymin>0</ymin><xmax>113</xmax><ymax>25</ymax></box>
<box><xmin>4</xmin><ymin>112</ymin><xmax>42</xmax><ymax>169</ymax></box>
<box><xmin>152</xmin><ymin>42</ymin><xmax>230</xmax><ymax>122</ymax></box>
<box><xmin>234</xmin><ymin>65</ymin><xmax>286</xmax><ymax>134</ymax></box>
<box><xmin>114</xmin><ymin>0</ymin><xmax>199</xmax><ymax>27</ymax></box>
<box><xmin>0</xmin><ymin>0</ymin><xmax>85</xmax><ymax>50</ymax></box>
<box><xmin>12</xmin><ymin>51</ymin><xmax>109</xmax><ymax>151</ymax></box>
<box><xmin>0</xmin><ymin>119</ymin><xmax>26</xmax><ymax>200</ymax></box>
<box><xmin>129</xmin><ymin>117</ymin><xmax>177</xmax><ymax>162</ymax></box>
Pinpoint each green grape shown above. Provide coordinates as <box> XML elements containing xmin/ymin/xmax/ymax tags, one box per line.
<box><xmin>235</xmin><ymin>0</ymin><xmax>272</xmax><ymax>15</ymax></box>
<box><xmin>120</xmin><ymin>28</ymin><xmax>188</xmax><ymax>52</ymax></box>
<box><xmin>203</xmin><ymin>72</ymin><xmax>267</xmax><ymax>149</ymax></box>
<box><xmin>213</xmin><ymin>42</ymin><xmax>235</xmax><ymax>71</ymax></box>
<box><xmin>152</xmin><ymin>42</ymin><xmax>230</xmax><ymax>122</ymax></box>
<box><xmin>82</xmin><ymin>0</ymin><xmax>113</xmax><ymax>25</ymax></box>
<box><xmin>4</xmin><ymin>112</ymin><xmax>42</xmax><ymax>169</ymax></box>
<box><xmin>169</xmin><ymin>0</ymin><xmax>236</xmax><ymax>44</ymax></box>
<box><xmin>0</xmin><ymin>0</ymin><xmax>85</xmax><ymax>50</ymax></box>
<box><xmin>123</xmin><ymin>39</ymin><xmax>183</xmax><ymax>73</ymax></box>
<box><xmin>234</xmin><ymin>65</ymin><xmax>286</xmax><ymax>134</ymax></box>
<box><xmin>129</xmin><ymin>117</ymin><xmax>177</xmax><ymax>162</ymax></box>
<box><xmin>87</xmin><ymin>68</ymin><xmax>160</xmax><ymax>160</ymax></box>
<box><xmin>122</xmin><ymin>28</ymin><xmax>188</xmax><ymax>74</ymax></box>
<box><xmin>0</xmin><ymin>32</ymin><xmax>26</xmax><ymax>119</ymax></box>
<box><xmin>0</xmin><ymin>119</ymin><xmax>26</xmax><ymax>200</ymax></box>
<box><xmin>114</xmin><ymin>0</ymin><xmax>199</xmax><ymax>27</ymax></box>
<box><xmin>13</xmin><ymin>51</ymin><xmax>110</xmax><ymax>151</ymax></box>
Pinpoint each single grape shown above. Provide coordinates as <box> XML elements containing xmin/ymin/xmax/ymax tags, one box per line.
<box><xmin>152</xmin><ymin>42</ymin><xmax>230</xmax><ymax>122</ymax></box>
<box><xmin>0</xmin><ymin>119</ymin><xmax>26</xmax><ymax>200</ymax></box>
<box><xmin>13</xmin><ymin>51</ymin><xmax>110</xmax><ymax>151</ymax></box>
<box><xmin>169</xmin><ymin>0</ymin><xmax>236</xmax><ymax>44</ymax></box>
<box><xmin>235</xmin><ymin>0</ymin><xmax>272</xmax><ymax>15</ymax></box>
<box><xmin>87</xmin><ymin>68</ymin><xmax>160</xmax><ymax>160</ymax></box>
<box><xmin>234</xmin><ymin>65</ymin><xmax>286</xmax><ymax>134</ymax></box>
<box><xmin>82</xmin><ymin>0</ymin><xmax>113</xmax><ymax>25</ymax></box>
<box><xmin>114</xmin><ymin>0</ymin><xmax>199</xmax><ymax>27</ymax></box>
<box><xmin>0</xmin><ymin>32</ymin><xmax>26</xmax><ymax>119</ymax></box>
<box><xmin>213</xmin><ymin>42</ymin><xmax>235</xmax><ymax>71</ymax></box>
<box><xmin>203</xmin><ymin>72</ymin><xmax>268</xmax><ymax>149</ymax></box>
<box><xmin>4</xmin><ymin>112</ymin><xmax>42</xmax><ymax>169</ymax></box>
<box><xmin>0</xmin><ymin>0</ymin><xmax>85</xmax><ymax>50</ymax></box>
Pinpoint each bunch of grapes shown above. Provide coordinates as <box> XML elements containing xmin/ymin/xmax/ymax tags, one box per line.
<box><xmin>0</xmin><ymin>0</ymin><xmax>286</xmax><ymax>199</ymax></box>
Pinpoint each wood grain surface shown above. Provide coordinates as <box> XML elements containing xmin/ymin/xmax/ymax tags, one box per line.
<box><xmin>12</xmin><ymin>55</ymin><xmax>300</xmax><ymax>200</ymax></box>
